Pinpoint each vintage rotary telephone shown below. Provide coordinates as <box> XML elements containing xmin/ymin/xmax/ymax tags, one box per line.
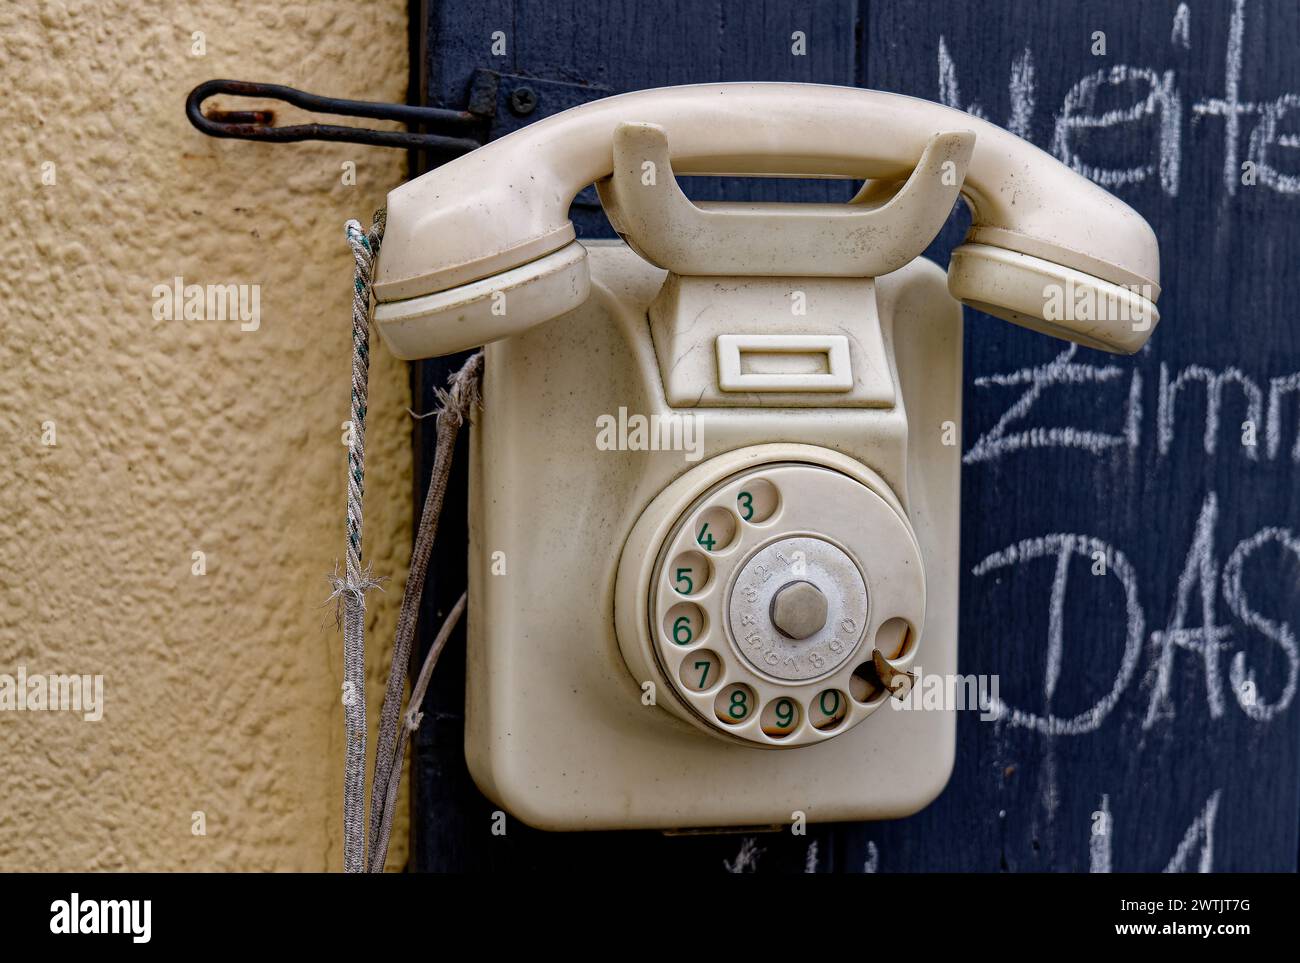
<box><xmin>371</xmin><ymin>84</ymin><xmax>1160</xmax><ymax>831</ymax></box>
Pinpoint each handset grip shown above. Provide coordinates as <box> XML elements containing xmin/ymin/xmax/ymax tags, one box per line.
<box><xmin>374</xmin><ymin>83</ymin><xmax>1160</xmax><ymax>358</ymax></box>
<box><xmin>598</xmin><ymin>122</ymin><xmax>975</xmax><ymax>278</ymax></box>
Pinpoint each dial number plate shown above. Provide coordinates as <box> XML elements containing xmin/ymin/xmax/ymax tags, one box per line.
<box><xmin>728</xmin><ymin>536</ymin><xmax>867</xmax><ymax>681</ymax></box>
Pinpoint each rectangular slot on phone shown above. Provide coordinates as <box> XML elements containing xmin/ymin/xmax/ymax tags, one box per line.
<box><xmin>716</xmin><ymin>334</ymin><xmax>852</xmax><ymax>392</ymax></box>
<box><xmin>740</xmin><ymin>350</ymin><xmax>830</xmax><ymax>376</ymax></box>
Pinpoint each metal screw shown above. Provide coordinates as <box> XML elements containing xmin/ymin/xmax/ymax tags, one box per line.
<box><xmin>508</xmin><ymin>86</ymin><xmax>538</xmax><ymax>116</ymax></box>
<box><xmin>770</xmin><ymin>581</ymin><xmax>828</xmax><ymax>640</ymax></box>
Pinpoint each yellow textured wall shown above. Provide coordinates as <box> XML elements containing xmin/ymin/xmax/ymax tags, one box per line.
<box><xmin>0</xmin><ymin>1</ymin><xmax>414</xmax><ymax>869</ymax></box>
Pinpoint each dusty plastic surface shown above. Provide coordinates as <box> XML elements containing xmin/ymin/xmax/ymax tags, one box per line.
<box><xmin>463</xmin><ymin>244</ymin><xmax>963</xmax><ymax>830</ymax></box>
<box><xmin>374</xmin><ymin>241</ymin><xmax>589</xmax><ymax>361</ymax></box>
<box><xmin>373</xmin><ymin>83</ymin><xmax>1160</xmax><ymax>360</ymax></box>
<box><xmin>650</xmin><ymin>276</ymin><xmax>895</xmax><ymax>408</ymax></box>
<box><xmin>948</xmin><ymin>243</ymin><xmax>1158</xmax><ymax>354</ymax></box>
<box><xmin>597</xmin><ymin>121</ymin><xmax>973</xmax><ymax>277</ymax></box>
<box><xmin>715</xmin><ymin>335</ymin><xmax>853</xmax><ymax>393</ymax></box>
<box><xmin>616</xmin><ymin>455</ymin><xmax>926</xmax><ymax>749</ymax></box>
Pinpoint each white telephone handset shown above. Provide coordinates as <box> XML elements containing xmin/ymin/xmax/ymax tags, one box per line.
<box><xmin>372</xmin><ymin>83</ymin><xmax>1160</xmax><ymax>831</ymax></box>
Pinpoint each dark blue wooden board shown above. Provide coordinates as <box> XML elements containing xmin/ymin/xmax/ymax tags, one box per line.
<box><xmin>408</xmin><ymin>0</ymin><xmax>1300</xmax><ymax>872</ymax></box>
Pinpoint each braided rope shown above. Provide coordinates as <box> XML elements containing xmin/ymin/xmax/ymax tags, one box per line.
<box><xmin>337</xmin><ymin>209</ymin><xmax>385</xmax><ymax>874</ymax></box>
<box><xmin>332</xmin><ymin>208</ymin><xmax>480</xmax><ymax>872</ymax></box>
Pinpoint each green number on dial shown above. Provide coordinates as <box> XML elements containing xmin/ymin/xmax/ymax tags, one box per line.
<box><xmin>819</xmin><ymin>690</ymin><xmax>841</xmax><ymax>716</ymax></box>
<box><xmin>693</xmin><ymin>660</ymin><xmax>711</xmax><ymax>689</ymax></box>
<box><xmin>737</xmin><ymin>491</ymin><xmax>754</xmax><ymax>521</ymax></box>
<box><xmin>673</xmin><ymin>615</ymin><xmax>693</xmax><ymax>645</ymax></box>
<box><xmin>674</xmin><ymin>567</ymin><xmax>694</xmax><ymax>594</ymax></box>
<box><xmin>728</xmin><ymin>689</ymin><xmax>749</xmax><ymax>720</ymax></box>
<box><xmin>697</xmin><ymin>523</ymin><xmax>716</xmax><ymax>550</ymax></box>
<box><xmin>774</xmin><ymin>698</ymin><xmax>795</xmax><ymax>729</ymax></box>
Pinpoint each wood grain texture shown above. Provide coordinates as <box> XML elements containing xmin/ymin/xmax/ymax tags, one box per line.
<box><xmin>410</xmin><ymin>0</ymin><xmax>1300</xmax><ymax>872</ymax></box>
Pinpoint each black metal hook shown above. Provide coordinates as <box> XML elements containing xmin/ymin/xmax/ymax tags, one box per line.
<box><xmin>185</xmin><ymin>79</ymin><xmax>485</xmax><ymax>154</ymax></box>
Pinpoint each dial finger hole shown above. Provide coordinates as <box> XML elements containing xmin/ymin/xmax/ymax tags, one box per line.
<box><xmin>663</xmin><ymin>602</ymin><xmax>706</xmax><ymax>647</ymax></box>
<box><xmin>809</xmin><ymin>688</ymin><xmax>848</xmax><ymax>731</ymax></box>
<box><xmin>849</xmin><ymin>662</ymin><xmax>884</xmax><ymax>704</ymax></box>
<box><xmin>760</xmin><ymin>696</ymin><xmax>802</xmax><ymax>738</ymax></box>
<box><xmin>874</xmin><ymin>617</ymin><xmax>916</xmax><ymax>660</ymax></box>
<box><xmin>693</xmin><ymin>506</ymin><xmax>737</xmax><ymax>553</ymax></box>
<box><xmin>734</xmin><ymin>479</ymin><xmax>779</xmax><ymax>525</ymax></box>
<box><xmin>668</xmin><ymin>550</ymin><xmax>711</xmax><ymax>597</ymax></box>
<box><xmin>679</xmin><ymin>650</ymin><xmax>722</xmax><ymax>692</ymax></box>
<box><xmin>713</xmin><ymin>683</ymin><xmax>756</xmax><ymax>726</ymax></box>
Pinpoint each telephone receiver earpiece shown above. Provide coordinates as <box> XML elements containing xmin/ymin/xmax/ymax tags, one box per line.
<box><xmin>373</xmin><ymin>83</ymin><xmax>1160</xmax><ymax>360</ymax></box>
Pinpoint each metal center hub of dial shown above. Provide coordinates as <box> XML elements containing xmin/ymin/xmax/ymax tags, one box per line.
<box><xmin>770</xmin><ymin>581</ymin><xmax>827</xmax><ymax>639</ymax></box>
<box><xmin>727</xmin><ymin>536</ymin><xmax>868</xmax><ymax>682</ymax></box>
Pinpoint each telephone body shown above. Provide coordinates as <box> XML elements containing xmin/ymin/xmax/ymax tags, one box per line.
<box><xmin>371</xmin><ymin>84</ymin><xmax>1160</xmax><ymax>831</ymax></box>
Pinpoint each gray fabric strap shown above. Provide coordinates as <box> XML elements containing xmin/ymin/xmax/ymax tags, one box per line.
<box><xmin>366</xmin><ymin>352</ymin><xmax>483</xmax><ymax>871</ymax></box>
<box><xmin>370</xmin><ymin>590</ymin><xmax>467</xmax><ymax>871</ymax></box>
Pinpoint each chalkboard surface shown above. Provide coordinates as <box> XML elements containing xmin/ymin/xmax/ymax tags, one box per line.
<box><xmin>408</xmin><ymin>0</ymin><xmax>1300</xmax><ymax>872</ymax></box>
